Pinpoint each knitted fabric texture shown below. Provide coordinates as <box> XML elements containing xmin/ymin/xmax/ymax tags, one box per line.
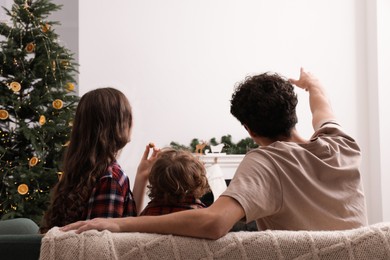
<box><xmin>40</xmin><ymin>222</ymin><xmax>390</xmax><ymax>260</ymax></box>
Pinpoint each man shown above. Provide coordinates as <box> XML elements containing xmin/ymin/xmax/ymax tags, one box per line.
<box><xmin>62</xmin><ymin>68</ymin><xmax>367</xmax><ymax>239</ymax></box>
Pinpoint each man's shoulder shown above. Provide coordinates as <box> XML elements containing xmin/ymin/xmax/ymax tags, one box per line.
<box><xmin>313</xmin><ymin>121</ymin><xmax>357</xmax><ymax>144</ymax></box>
<box><xmin>314</xmin><ymin>121</ymin><xmax>344</xmax><ymax>136</ymax></box>
<box><xmin>239</xmin><ymin>148</ymin><xmax>281</xmax><ymax>171</ymax></box>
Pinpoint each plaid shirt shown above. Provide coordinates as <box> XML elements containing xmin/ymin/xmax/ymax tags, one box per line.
<box><xmin>83</xmin><ymin>161</ymin><xmax>137</xmax><ymax>219</ymax></box>
<box><xmin>140</xmin><ymin>195</ymin><xmax>206</xmax><ymax>216</ymax></box>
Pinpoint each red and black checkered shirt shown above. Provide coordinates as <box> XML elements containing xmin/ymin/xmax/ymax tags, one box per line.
<box><xmin>83</xmin><ymin>161</ymin><xmax>137</xmax><ymax>219</ymax></box>
<box><xmin>139</xmin><ymin>195</ymin><xmax>206</xmax><ymax>216</ymax></box>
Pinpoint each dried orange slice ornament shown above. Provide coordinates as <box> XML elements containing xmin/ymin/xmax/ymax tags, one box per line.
<box><xmin>0</xmin><ymin>110</ymin><xmax>9</xmax><ymax>120</ymax></box>
<box><xmin>41</xmin><ymin>23</ymin><xmax>50</xmax><ymax>33</ymax></box>
<box><xmin>25</xmin><ymin>42</ymin><xmax>35</xmax><ymax>53</ymax></box>
<box><xmin>17</xmin><ymin>184</ymin><xmax>29</xmax><ymax>195</ymax></box>
<box><xmin>39</xmin><ymin>115</ymin><xmax>46</xmax><ymax>125</ymax></box>
<box><xmin>10</xmin><ymin>81</ymin><xmax>21</xmax><ymax>92</ymax></box>
<box><xmin>66</xmin><ymin>82</ymin><xmax>75</xmax><ymax>91</ymax></box>
<box><xmin>52</xmin><ymin>99</ymin><xmax>63</xmax><ymax>109</ymax></box>
<box><xmin>29</xmin><ymin>156</ymin><xmax>39</xmax><ymax>167</ymax></box>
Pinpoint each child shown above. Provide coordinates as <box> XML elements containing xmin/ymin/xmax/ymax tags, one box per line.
<box><xmin>40</xmin><ymin>87</ymin><xmax>157</xmax><ymax>233</ymax></box>
<box><xmin>140</xmin><ymin>148</ymin><xmax>210</xmax><ymax>216</ymax></box>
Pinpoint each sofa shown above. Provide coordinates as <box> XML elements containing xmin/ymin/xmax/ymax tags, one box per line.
<box><xmin>2</xmin><ymin>219</ymin><xmax>390</xmax><ymax>260</ymax></box>
<box><xmin>39</xmin><ymin>222</ymin><xmax>390</xmax><ymax>260</ymax></box>
<box><xmin>0</xmin><ymin>218</ymin><xmax>43</xmax><ymax>260</ymax></box>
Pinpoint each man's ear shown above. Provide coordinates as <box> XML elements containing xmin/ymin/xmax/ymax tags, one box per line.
<box><xmin>244</xmin><ymin>125</ymin><xmax>256</xmax><ymax>138</ymax></box>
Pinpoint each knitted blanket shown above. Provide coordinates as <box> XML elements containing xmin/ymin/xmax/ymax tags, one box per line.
<box><xmin>40</xmin><ymin>222</ymin><xmax>390</xmax><ymax>260</ymax></box>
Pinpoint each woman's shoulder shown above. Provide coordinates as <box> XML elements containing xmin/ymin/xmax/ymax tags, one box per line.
<box><xmin>100</xmin><ymin>161</ymin><xmax>129</xmax><ymax>185</ymax></box>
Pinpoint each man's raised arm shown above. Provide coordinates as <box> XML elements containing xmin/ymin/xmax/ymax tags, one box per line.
<box><xmin>289</xmin><ymin>67</ymin><xmax>336</xmax><ymax>130</ymax></box>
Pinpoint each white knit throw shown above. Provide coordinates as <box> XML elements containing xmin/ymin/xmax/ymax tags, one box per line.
<box><xmin>40</xmin><ymin>222</ymin><xmax>390</xmax><ymax>260</ymax></box>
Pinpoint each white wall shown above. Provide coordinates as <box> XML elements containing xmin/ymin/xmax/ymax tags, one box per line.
<box><xmin>0</xmin><ymin>1</ymin><xmax>11</xmax><ymax>21</ymax></box>
<box><xmin>78</xmin><ymin>0</ymin><xmax>365</xmax><ymax>141</ymax></box>
<box><xmin>376</xmin><ymin>0</ymin><xmax>390</xmax><ymax>222</ymax></box>
<box><xmin>365</xmin><ymin>0</ymin><xmax>390</xmax><ymax>224</ymax></box>
<box><xmin>78</xmin><ymin>0</ymin><xmax>389</xmax><ymax>223</ymax></box>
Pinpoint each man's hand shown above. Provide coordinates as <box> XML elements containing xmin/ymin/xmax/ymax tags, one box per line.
<box><xmin>289</xmin><ymin>67</ymin><xmax>336</xmax><ymax>130</ymax></box>
<box><xmin>289</xmin><ymin>67</ymin><xmax>320</xmax><ymax>92</ymax></box>
<box><xmin>60</xmin><ymin>218</ymin><xmax>120</xmax><ymax>234</ymax></box>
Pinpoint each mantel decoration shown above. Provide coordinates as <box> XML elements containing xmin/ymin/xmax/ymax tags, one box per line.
<box><xmin>0</xmin><ymin>0</ymin><xmax>79</xmax><ymax>225</ymax></box>
<box><xmin>170</xmin><ymin>134</ymin><xmax>258</xmax><ymax>155</ymax></box>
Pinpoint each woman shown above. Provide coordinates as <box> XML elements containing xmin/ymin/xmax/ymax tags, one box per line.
<box><xmin>40</xmin><ymin>87</ymin><xmax>158</xmax><ymax>233</ymax></box>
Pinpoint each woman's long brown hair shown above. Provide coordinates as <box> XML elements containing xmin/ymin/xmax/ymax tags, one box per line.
<box><xmin>40</xmin><ymin>88</ymin><xmax>132</xmax><ymax>233</ymax></box>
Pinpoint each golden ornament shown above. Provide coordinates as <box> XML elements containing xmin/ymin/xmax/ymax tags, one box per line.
<box><xmin>0</xmin><ymin>110</ymin><xmax>9</xmax><ymax>120</ymax></box>
<box><xmin>57</xmin><ymin>171</ymin><xmax>63</xmax><ymax>180</ymax></box>
<box><xmin>39</xmin><ymin>115</ymin><xmax>46</xmax><ymax>125</ymax></box>
<box><xmin>17</xmin><ymin>184</ymin><xmax>29</xmax><ymax>195</ymax></box>
<box><xmin>61</xmin><ymin>60</ymin><xmax>70</xmax><ymax>68</ymax></box>
<box><xmin>29</xmin><ymin>156</ymin><xmax>39</xmax><ymax>167</ymax></box>
<box><xmin>41</xmin><ymin>23</ymin><xmax>50</xmax><ymax>33</ymax></box>
<box><xmin>25</xmin><ymin>42</ymin><xmax>35</xmax><ymax>53</ymax></box>
<box><xmin>65</xmin><ymin>82</ymin><xmax>75</xmax><ymax>91</ymax></box>
<box><xmin>52</xmin><ymin>99</ymin><xmax>64</xmax><ymax>109</ymax></box>
<box><xmin>10</xmin><ymin>81</ymin><xmax>21</xmax><ymax>92</ymax></box>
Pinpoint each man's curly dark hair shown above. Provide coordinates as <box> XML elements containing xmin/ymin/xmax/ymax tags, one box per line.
<box><xmin>230</xmin><ymin>72</ymin><xmax>298</xmax><ymax>139</ymax></box>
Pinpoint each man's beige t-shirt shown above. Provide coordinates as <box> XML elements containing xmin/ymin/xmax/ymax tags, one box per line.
<box><xmin>222</xmin><ymin>122</ymin><xmax>367</xmax><ymax>231</ymax></box>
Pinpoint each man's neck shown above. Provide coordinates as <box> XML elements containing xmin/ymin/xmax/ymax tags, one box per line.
<box><xmin>253</xmin><ymin>128</ymin><xmax>308</xmax><ymax>146</ymax></box>
<box><xmin>288</xmin><ymin>128</ymin><xmax>308</xmax><ymax>144</ymax></box>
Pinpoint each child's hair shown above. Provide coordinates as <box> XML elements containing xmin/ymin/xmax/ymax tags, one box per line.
<box><xmin>40</xmin><ymin>87</ymin><xmax>132</xmax><ymax>232</ymax></box>
<box><xmin>147</xmin><ymin>148</ymin><xmax>209</xmax><ymax>205</ymax></box>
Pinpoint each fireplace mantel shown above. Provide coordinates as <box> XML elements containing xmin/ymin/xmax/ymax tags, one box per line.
<box><xmin>199</xmin><ymin>154</ymin><xmax>244</xmax><ymax>179</ymax></box>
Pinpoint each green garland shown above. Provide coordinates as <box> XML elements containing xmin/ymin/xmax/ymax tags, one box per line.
<box><xmin>170</xmin><ymin>134</ymin><xmax>258</xmax><ymax>154</ymax></box>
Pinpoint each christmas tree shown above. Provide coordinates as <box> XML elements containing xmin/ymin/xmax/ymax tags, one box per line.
<box><xmin>0</xmin><ymin>0</ymin><xmax>79</xmax><ymax>225</ymax></box>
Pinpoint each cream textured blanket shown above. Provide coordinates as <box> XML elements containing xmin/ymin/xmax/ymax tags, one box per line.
<box><xmin>40</xmin><ymin>222</ymin><xmax>390</xmax><ymax>260</ymax></box>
